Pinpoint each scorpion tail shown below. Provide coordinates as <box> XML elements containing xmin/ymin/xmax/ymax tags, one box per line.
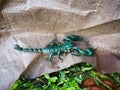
<box><xmin>14</xmin><ymin>44</ymin><xmax>43</xmax><ymax>53</ymax></box>
<box><xmin>14</xmin><ymin>44</ymin><xmax>23</xmax><ymax>51</ymax></box>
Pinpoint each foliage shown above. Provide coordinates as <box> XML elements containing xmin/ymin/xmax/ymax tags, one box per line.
<box><xmin>11</xmin><ymin>62</ymin><xmax>120</xmax><ymax>90</ymax></box>
<box><xmin>110</xmin><ymin>72</ymin><xmax>120</xmax><ymax>87</ymax></box>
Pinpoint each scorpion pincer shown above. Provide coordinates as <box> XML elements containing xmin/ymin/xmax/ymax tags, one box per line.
<box><xmin>14</xmin><ymin>35</ymin><xmax>95</xmax><ymax>63</ymax></box>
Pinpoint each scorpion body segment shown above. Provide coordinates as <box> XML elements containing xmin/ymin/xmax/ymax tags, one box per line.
<box><xmin>14</xmin><ymin>35</ymin><xmax>95</xmax><ymax>63</ymax></box>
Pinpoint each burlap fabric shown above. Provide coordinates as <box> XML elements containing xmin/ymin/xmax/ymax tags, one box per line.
<box><xmin>0</xmin><ymin>0</ymin><xmax>120</xmax><ymax>90</ymax></box>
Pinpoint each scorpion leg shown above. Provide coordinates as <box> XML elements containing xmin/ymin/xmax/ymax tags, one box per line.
<box><xmin>57</xmin><ymin>51</ymin><xmax>63</xmax><ymax>61</ymax></box>
<box><xmin>48</xmin><ymin>53</ymin><xmax>54</xmax><ymax>63</ymax></box>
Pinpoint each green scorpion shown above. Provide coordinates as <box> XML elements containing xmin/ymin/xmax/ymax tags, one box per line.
<box><xmin>14</xmin><ymin>35</ymin><xmax>95</xmax><ymax>63</ymax></box>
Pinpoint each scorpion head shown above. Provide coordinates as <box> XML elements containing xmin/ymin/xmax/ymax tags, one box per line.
<box><xmin>63</xmin><ymin>35</ymin><xmax>85</xmax><ymax>42</ymax></box>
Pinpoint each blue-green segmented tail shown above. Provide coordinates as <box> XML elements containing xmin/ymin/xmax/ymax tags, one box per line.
<box><xmin>14</xmin><ymin>44</ymin><xmax>43</xmax><ymax>53</ymax></box>
<box><xmin>14</xmin><ymin>44</ymin><xmax>23</xmax><ymax>51</ymax></box>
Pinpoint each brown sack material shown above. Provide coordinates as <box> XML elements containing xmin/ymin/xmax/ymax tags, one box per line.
<box><xmin>0</xmin><ymin>0</ymin><xmax>120</xmax><ymax>90</ymax></box>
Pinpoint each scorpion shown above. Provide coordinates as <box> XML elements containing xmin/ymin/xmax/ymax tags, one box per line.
<box><xmin>14</xmin><ymin>35</ymin><xmax>95</xmax><ymax>63</ymax></box>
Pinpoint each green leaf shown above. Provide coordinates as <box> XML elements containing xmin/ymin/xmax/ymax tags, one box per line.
<box><xmin>50</xmin><ymin>84</ymin><xmax>59</xmax><ymax>90</ymax></box>
<box><xmin>36</xmin><ymin>78</ymin><xmax>41</xmax><ymax>81</ymax></box>
<box><xmin>58</xmin><ymin>71</ymin><xmax>66</xmax><ymax>85</ymax></box>
<box><xmin>22</xmin><ymin>83</ymin><xmax>29</xmax><ymax>88</ymax></box>
<box><xmin>95</xmin><ymin>77</ymin><xmax>112</xmax><ymax>90</ymax></box>
<box><xmin>50</xmin><ymin>77</ymin><xmax>58</xmax><ymax>82</ymax></box>
<box><xmin>63</xmin><ymin>79</ymin><xmax>79</xmax><ymax>89</ymax></box>
<box><xmin>74</xmin><ymin>65</ymin><xmax>81</xmax><ymax>72</ymax></box>
<box><xmin>110</xmin><ymin>72</ymin><xmax>120</xmax><ymax>83</ymax></box>
<box><xmin>44</xmin><ymin>80</ymin><xmax>51</xmax><ymax>89</ymax></box>
<box><xmin>64</xmin><ymin>71</ymin><xmax>70</xmax><ymax>74</ymax></box>
<box><xmin>60</xmin><ymin>87</ymin><xmax>68</xmax><ymax>90</ymax></box>
<box><xmin>74</xmin><ymin>75</ymin><xmax>83</xmax><ymax>84</ymax></box>
<box><xmin>81</xmin><ymin>66</ymin><xmax>93</xmax><ymax>72</ymax></box>
<box><xmin>44</xmin><ymin>74</ymin><xmax>50</xmax><ymax>79</ymax></box>
<box><xmin>66</xmin><ymin>87</ymin><xmax>76</xmax><ymax>90</ymax></box>
<box><xmin>10</xmin><ymin>83</ymin><xmax>19</xmax><ymax>90</ymax></box>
